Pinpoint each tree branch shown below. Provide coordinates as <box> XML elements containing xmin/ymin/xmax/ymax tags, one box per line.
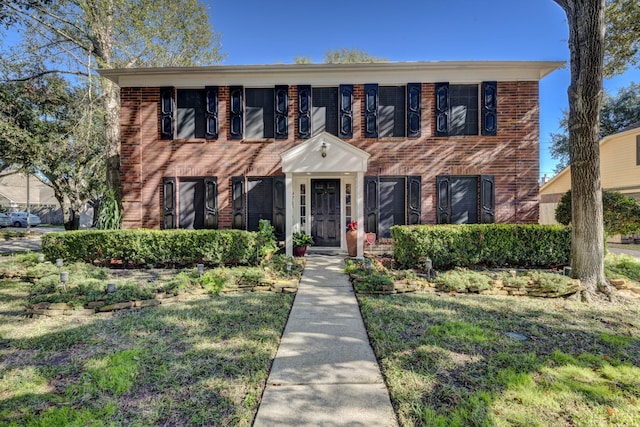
<box><xmin>3</xmin><ymin>69</ymin><xmax>88</xmax><ymax>82</ymax></box>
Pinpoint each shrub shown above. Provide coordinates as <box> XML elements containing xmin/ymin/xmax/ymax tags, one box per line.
<box><xmin>353</xmin><ymin>272</ymin><xmax>394</xmax><ymax>292</ymax></box>
<box><xmin>41</xmin><ymin>229</ymin><xmax>261</xmax><ymax>268</ymax></box>
<box><xmin>432</xmin><ymin>268</ymin><xmax>493</xmax><ymax>293</ymax></box>
<box><xmin>392</xmin><ymin>224</ymin><xmax>571</xmax><ymax>269</ymax></box>
<box><xmin>263</xmin><ymin>255</ymin><xmax>304</xmax><ymax>280</ymax></box>
<box><xmin>556</xmin><ymin>190</ymin><xmax>640</xmax><ymax>235</ymax></box>
<box><xmin>605</xmin><ymin>253</ymin><xmax>640</xmax><ymax>281</ymax></box>
<box><xmin>164</xmin><ymin>271</ymin><xmax>199</xmax><ymax>295</ymax></box>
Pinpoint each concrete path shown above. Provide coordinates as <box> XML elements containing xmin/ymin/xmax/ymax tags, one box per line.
<box><xmin>609</xmin><ymin>247</ymin><xmax>640</xmax><ymax>259</ymax></box>
<box><xmin>254</xmin><ymin>254</ymin><xmax>398</xmax><ymax>427</ymax></box>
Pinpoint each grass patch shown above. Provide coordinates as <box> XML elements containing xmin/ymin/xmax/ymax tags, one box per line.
<box><xmin>0</xmin><ymin>256</ymin><xmax>295</xmax><ymax>425</ymax></box>
<box><xmin>359</xmin><ymin>293</ymin><xmax>640</xmax><ymax>426</ymax></box>
<box><xmin>605</xmin><ymin>252</ymin><xmax>640</xmax><ymax>282</ymax></box>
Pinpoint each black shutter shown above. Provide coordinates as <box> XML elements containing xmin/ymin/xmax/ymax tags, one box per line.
<box><xmin>636</xmin><ymin>136</ymin><xmax>640</xmax><ymax>166</ymax></box>
<box><xmin>407</xmin><ymin>83</ymin><xmax>422</xmax><ymax>137</ymax></box>
<box><xmin>298</xmin><ymin>85</ymin><xmax>312</xmax><ymax>139</ymax></box>
<box><xmin>435</xmin><ymin>83</ymin><xmax>449</xmax><ymax>136</ymax></box>
<box><xmin>231</xmin><ymin>176</ymin><xmax>245</xmax><ymax>229</ymax></box>
<box><xmin>364</xmin><ymin>176</ymin><xmax>379</xmax><ymax>234</ymax></box>
<box><xmin>407</xmin><ymin>176</ymin><xmax>421</xmax><ymax>225</ymax></box>
<box><xmin>229</xmin><ymin>86</ymin><xmax>243</xmax><ymax>139</ymax></box>
<box><xmin>205</xmin><ymin>86</ymin><xmax>218</xmax><ymax>139</ymax></box>
<box><xmin>480</xmin><ymin>175</ymin><xmax>495</xmax><ymax>224</ymax></box>
<box><xmin>339</xmin><ymin>84</ymin><xmax>353</xmax><ymax>138</ymax></box>
<box><xmin>273</xmin><ymin>177</ymin><xmax>286</xmax><ymax>240</ymax></box>
<box><xmin>364</xmin><ymin>84</ymin><xmax>378</xmax><ymax>138</ymax></box>
<box><xmin>481</xmin><ymin>82</ymin><xmax>497</xmax><ymax>136</ymax></box>
<box><xmin>162</xmin><ymin>177</ymin><xmax>176</xmax><ymax>229</ymax></box>
<box><xmin>204</xmin><ymin>177</ymin><xmax>218</xmax><ymax>229</ymax></box>
<box><xmin>436</xmin><ymin>175</ymin><xmax>451</xmax><ymax>224</ymax></box>
<box><xmin>274</xmin><ymin>85</ymin><xmax>288</xmax><ymax>139</ymax></box>
<box><xmin>160</xmin><ymin>87</ymin><xmax>174</xmax><ymax>140</ymax></box>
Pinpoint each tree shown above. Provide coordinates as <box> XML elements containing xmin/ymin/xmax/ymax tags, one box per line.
<box><xmin>0</xmin><ymin>0</ymin><xmax>223</xmax><ymax>204</ymax></box>
<box><xmin>324</xmin><ymin>48</ymin><xmax>387</xmax><ymax>63</ymax></box>
<box><xmin>556</xmin><ymin>190</ymin><xmax>640</xmax><ymax>236</ymax></box>
<box><xmin>0</xmin><ymin>74</ymin><xmax>105</xmax><ymax>229</ymax></box>
<box><xmin>552</xmin><ymin>0</ymin><xmax>610</xmax><ymax>301</ymax></box>
<box><xmin>293</xmin><ymin>48</ymin><xmax>386</xmax><ymax>64</ymax></box>
<box><xmin>604</xmin><ymin>0</ymin><xmax>640</xmax><ymax>75</ymax></box>
<box><xmin>549</xmin><ymin>83</ymin><xmax>640</xmax><ymax>172</ymax></box>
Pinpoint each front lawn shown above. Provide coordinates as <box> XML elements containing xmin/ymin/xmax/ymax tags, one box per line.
<box><xmin>359</xmin><ymin>293</ymin><xmax>640</xmax><ymax>426</ymax></box>
<box><xmin>0</xmin><ymin>255</ymin><xmax>294</xmax><ymax>426</ymax></box>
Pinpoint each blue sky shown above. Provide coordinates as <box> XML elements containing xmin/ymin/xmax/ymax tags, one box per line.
<box><xmin>207</xmin><ymin>0</ymin><xmax>640</xmax><ymax>179</ymax></box>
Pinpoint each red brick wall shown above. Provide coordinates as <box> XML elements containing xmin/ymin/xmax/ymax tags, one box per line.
<box><xmin>119</xmin><ymin>81</ymin><xmax>539</xmax><ymax>229</ymax></box>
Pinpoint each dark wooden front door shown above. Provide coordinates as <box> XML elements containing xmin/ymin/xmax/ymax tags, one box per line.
<box><xmin>311</xmin><ymin>179</ymin><xmax>340</xmax><ymax>247</ymax></box>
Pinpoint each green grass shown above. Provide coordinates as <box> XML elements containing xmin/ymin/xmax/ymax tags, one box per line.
<box><xmin>0</xmin><ymin>266</ymin><xmax>294</xmax><ymax>425</ymax></box>
<box><xmin>359</xmin><ymin>293</ymin><xmax>640</xmax><ymax>426</ymax></box>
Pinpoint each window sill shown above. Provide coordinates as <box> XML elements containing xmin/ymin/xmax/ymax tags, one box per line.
<box><xmin>170</xmin><ymin>138</ymin><xmax>213</xmax><ymax>144</ymax></box>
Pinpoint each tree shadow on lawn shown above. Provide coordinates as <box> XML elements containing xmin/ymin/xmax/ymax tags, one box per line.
<box><xmin>359</xmin><ymin>293</ymin><xmax>640</xmax><ymax>426</ymax></box>
<box><xmin>0</xmin><ymin>293</ymin><xmax>293</xmax><ymax>426</ymax></box>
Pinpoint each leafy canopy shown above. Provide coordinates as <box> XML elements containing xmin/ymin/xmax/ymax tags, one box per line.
<box><xmin>555</xmin><ymin>190</ymin><xmax>640</xmax><ymax>236</ymax></box>
<box><xmin>549</xmin><ymin>83</ymin><xmax>640</xmax><ymax>173</ymax></box>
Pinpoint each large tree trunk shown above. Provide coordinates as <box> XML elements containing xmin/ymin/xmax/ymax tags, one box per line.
<box><xmin>557</xmin><ymin>0</ymin><xmax>612</xmax><ymax>301</ymax></box>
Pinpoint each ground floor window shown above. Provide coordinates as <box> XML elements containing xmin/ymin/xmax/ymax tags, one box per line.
<box><xmin>162</xmin><ymin>177</ymin><xmax>218</xmax><ymax>229</ymax></box>
<box><xmin>364</xmin><ymin>176</ymin><xmax>421</xmax><ymax>238</ymax></box>
<box><xmin>436</xmin><ymin>175</ymin><xmax>495</xmax><ymax>224</ymax></box>
<box><xmin>231</xmin><ymin>176</ymin><xmax>285</xmax><ymax>240</ymax></box>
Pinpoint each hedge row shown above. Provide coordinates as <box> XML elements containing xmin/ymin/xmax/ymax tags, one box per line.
<box><xmin>391</xmin><ymin>224</ymin><xmax>571</xmax><ymax>269</ymax></box>
<box><xmin>41</xmin><ymin>229</ymin><xmax>260</xmax><ymax>268</ymax></box>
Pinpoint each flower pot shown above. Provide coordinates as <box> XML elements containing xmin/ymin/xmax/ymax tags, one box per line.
<box><xmin>293</xmin><ymin>246</ymin><xmax>307</xmax><ymax>257</ymax></box>
<box><xmin>346</xmin><ymin>230</ymin><xmax>358</xmax><ymax>257</ymax></box>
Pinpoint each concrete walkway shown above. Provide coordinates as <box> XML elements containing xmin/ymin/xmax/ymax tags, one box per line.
<box><xmin>254</xmin><ymin>254</ymin><xmax>398</xmax><ymax>426</ymax></box>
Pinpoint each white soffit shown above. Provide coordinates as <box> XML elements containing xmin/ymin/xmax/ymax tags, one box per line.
<box><xmin>280</xmin><ymin>132</ymin><xmax>370</xmax><ymax>174</ymax></box>
<box><xmin>99</xmin><ymin>61</ymin><xmax>565</xmax><ymax>87</ymax></box>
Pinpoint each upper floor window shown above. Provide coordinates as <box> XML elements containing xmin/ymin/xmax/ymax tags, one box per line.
<box><xmin>298</xmin><ymin>85</ymin><xmax>353</xmax><ymax>139</ymax></box>
<box><xmin>160</xmin><ymin>86</ymin><xmax>218</xmax><ymax>140</ymax></box>
<box><xmin>435</xmin><ymin>82</ymin><xmax>497</xmax><ymax>137</ymax></box>
<box><xmin>364</xmin><ymin>84</ymin><xmax>421</xmax><ymax>138</ymax></box>
<box><xmin>246</xmin><ymin>88</ymin><xmax>275</xmax><ymax>139</ymax></box>
<box><xmin>230</xmin><ymin>86</ymin><xmax>288</xmax><ymax>140</ymax></box>
<box><xmin>177</xmin><ymin>89</ymin><xmax>206</xmax><ymax>139</ymax></box>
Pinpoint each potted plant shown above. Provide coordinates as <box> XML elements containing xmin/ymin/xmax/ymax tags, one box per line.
<box><xmin>346</xmin><ymin>221</ymin><xmax>358</xmax><ymax>257</ymax></box>
<box><xmin>292</xmin><ymin>231</ymin><xmax>314</xmax><ymax>257</ymax></box>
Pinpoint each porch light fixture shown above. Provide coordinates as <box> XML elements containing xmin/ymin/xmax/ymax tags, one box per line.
<box><xmin>321</xmin><ymin>141</ymin><xmax>327</xmax><ymax>158</ymax></box>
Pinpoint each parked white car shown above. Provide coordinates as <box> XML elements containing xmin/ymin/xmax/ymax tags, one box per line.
<box><xmin>9</xmin><ymin>212</ymin><xmax>41</xmax><ymax>227</ymax></box>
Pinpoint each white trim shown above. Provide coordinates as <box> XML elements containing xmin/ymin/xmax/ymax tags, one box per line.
<box><xmin>280</xmin><ymin>133</ymin><xmax>370</xmax><ymax>174</ymax></box>
<box><xmin>99</xmin><ymin>60</ymin><xmax>564</xmax><ymax>88</ymax></box>
<box><xmin>281</xmin><ymin>133</ymin><xmax>369</xmax><ymax>257</ymax></box>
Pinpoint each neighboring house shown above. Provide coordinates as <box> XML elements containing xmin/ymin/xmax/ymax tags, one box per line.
<box><xmin>539</xmin><ymin>123</ymin><xmax>640</xmax><ymax>225</ymax></box>
<box><xmin>0</xmin><ymin>173</ymin><xmax>63</xmax><ymax>224</ymax></box>
<box><xmin>100</xmin><ymin>61</ymin><xmax>562</xmax><ymax>257</ymax></box>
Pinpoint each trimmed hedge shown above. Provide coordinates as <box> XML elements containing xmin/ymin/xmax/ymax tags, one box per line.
<box><xmin>391</xmin><ymin>224</ymin><xmax>571</xmax><ymax>269</ymax></box>
<box><xmin>41</xmin><ymin>229</ymin><xmax>260</xmax><ymax>268</ymax></box>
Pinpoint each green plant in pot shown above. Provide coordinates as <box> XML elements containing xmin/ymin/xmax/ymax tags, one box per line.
<box><xmin>292</xmin><ymin>231</ymin><xmax>314</xmax><ymax>257</ymax></box>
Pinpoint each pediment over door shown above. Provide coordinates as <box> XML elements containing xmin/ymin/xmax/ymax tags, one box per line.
<box><xmin>280</xmin><ymin>132</ymin><xmax>370</xmax><ymax>173</ymax></box>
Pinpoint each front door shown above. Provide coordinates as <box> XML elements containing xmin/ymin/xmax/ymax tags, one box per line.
<box><xmin>311</xmin><ymin>179</ymin><xmax>340</xmax><ymax>247</ymax></box>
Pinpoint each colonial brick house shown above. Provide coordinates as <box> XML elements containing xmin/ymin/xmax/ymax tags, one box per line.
<box><xmin>99</xmin><ymin>61</ymin><xmax>562</xmax><ymax>257</ymax></box>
